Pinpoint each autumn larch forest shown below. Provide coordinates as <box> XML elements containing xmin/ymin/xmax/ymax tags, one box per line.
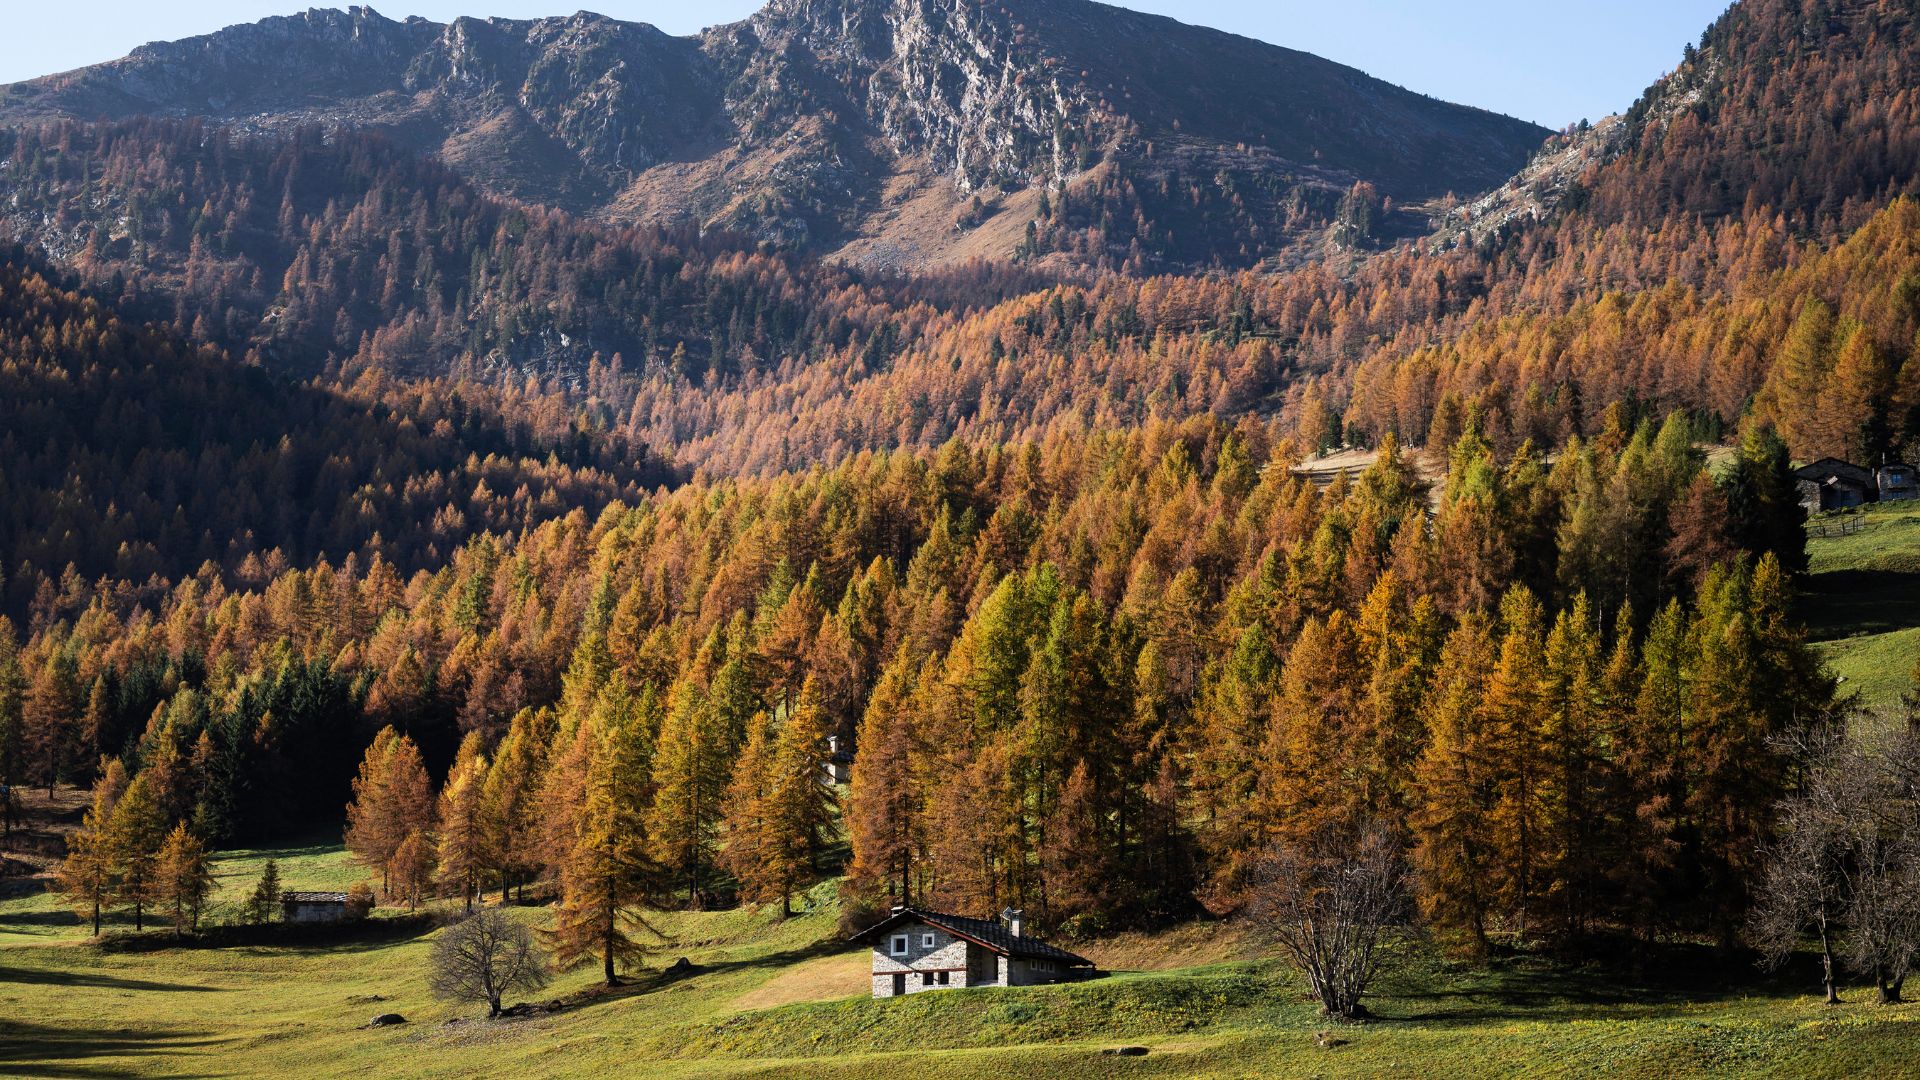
<box><xmin>4</xmin><ymin>0</ymin><xmax>1920</xmax><ymax>1075</ymax></box>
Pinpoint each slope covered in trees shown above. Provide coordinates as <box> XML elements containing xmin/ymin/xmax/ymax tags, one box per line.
<box><xmin>1579</xmin><ymin>0</ymin><xmax>1920</xmax><ymax>235</ymax></box>
<box><xmin>8</xmin><ymin>0</ymin><xmax>1919</xmax><ymax>990</ymax></box>
<box><xmin>0</xmin><ymin>119</ymin><xmax>911</xmax><ymax>382</ymax></box>
<box><xmin>17</xmin><ymin>414</ymin><xmax>1831</xmax><ymax>953</ymax></box>
<box><xmin>0</xmin><ymin>249</ymin><xmax>671</xmax><ymax>619</ymax></box>
<box><xmin>4</xmin><ymin>1</ymin><xmax>1918</xmax><ymax>477</ymax></box>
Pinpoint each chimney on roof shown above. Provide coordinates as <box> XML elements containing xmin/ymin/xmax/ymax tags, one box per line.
<box><xmin>1002</xmin><ymin>907</ymin><xmax>1023</xmax><ymax>938</ymax></box>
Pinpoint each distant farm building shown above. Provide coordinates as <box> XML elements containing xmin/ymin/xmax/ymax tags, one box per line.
<box><xmin>281</xmin><ymin>891</ymin><xmax>371</xmax><ymax>924</ymax></box>
<box><xmin>850</xmin><ymin>907</ymin><xmax>1094</xmax><ymax>998</ymax></box>
<box><xmin>1795</xmin><ymin>459</ymin><xmax>1886</xmax><ymax>512</ymax></box>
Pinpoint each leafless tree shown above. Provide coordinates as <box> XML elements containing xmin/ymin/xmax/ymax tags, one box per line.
<box><xmin>1845</xmin><ymin>731</ymin><xmax>1920</xmax><ymax>1003</ymax></box>
<box><xmin>1243</xmin><ymin>823</ymin><xmax>1407</xmax><ymax>1021</ymax></box>
<box><xmin>1750</xmin><ymin>727</ymin><xmax>1920</xmax><ymax>1004</ymax></box>
<box><xmin>1748</xmin><ymin>725</ymin><xmax>1853</xmax><ymax>1004</ymax></box>
<box><xmin>429</xmin><ymin>908</ymin><xmax>550</xmax><ymax>1018</ymax></box>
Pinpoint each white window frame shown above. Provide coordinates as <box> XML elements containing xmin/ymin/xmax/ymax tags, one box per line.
<box><xmin>922</xmin><ymin>932</ymin><xmax>937</xmax><ymax>948</ymax></box>
<box><xmin>890</xmin><ymin>934</ymin><xmax>909</xmax><ymax>956</ymax></box>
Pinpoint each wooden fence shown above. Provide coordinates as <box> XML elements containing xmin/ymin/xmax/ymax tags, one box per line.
<box><xmin>1809</xmin><ymin>516</ymin><xmax>1868</xmax><ymax>539</ymax></box>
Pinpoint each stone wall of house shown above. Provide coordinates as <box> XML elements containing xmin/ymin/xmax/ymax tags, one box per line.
<box><xmin>869</xmin><ymin>922</ymin><xmax>987</xmax><ymax>997</ymax></box>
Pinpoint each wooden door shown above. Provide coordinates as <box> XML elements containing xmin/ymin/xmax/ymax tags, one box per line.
<box><xmin>891</xmin><ymin>972</ymin><xmax>906</xmax><ymax>996</ymax></box>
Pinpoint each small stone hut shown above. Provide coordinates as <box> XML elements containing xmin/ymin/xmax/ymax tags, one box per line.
<box><xmin>280</xmin><ymin>890</ymin><xmax>371</xmax><ymax>924</ymax></box>
<box><xmin>849</xmin><ymin>906</ymin><xmax>1094</xmax><ymax>998</ymax></box>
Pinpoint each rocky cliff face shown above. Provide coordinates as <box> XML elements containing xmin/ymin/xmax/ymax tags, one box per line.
<box><xmin>737</xmin><ymin>0</ymin><xmax>1097</xmax><ymax>191</ymax></box>
<box><xmin>0</xmin><ymin>0</ymin><xmax>1549</xmax><ymax>271</ymax></box>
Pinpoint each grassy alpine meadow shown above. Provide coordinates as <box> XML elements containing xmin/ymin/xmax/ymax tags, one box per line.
<box><xmin>0</xmin><ymin>833</ymin><xmax>357</xmax><ymax>943</ymax></box>
<box><xmin>3</xmin><ymin>845</ymin><xmax>1920</xmax><ymax>1079</ymax></box>
<box><xmin>1802</xmin><ymin>499</ymin><xmax>1920</xmax><ymax>720</ymax></box>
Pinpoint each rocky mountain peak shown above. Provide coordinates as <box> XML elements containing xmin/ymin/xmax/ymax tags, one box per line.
<box><xmin>0</xmin><ymin>0</ymin><xmax>1548</xmax><ymax>272</ymax></box>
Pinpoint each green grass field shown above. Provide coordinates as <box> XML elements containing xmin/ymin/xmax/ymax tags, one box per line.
<box><xmin>4</xmin><ymin>840</ymin><xmax>1920</xmax><ymax>1079</ymax></box>
<box><xmin>1802</xmin><ymin>500</ymin><xmax>1920</xmax><ymax>719</ymax></box>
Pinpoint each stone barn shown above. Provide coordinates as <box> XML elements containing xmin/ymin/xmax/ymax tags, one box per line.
<box><xmin>1794</xmin><ymin>458</ymin><xmax>1877</xmax><ymax>513</ymax></box>
<box><xmin>280</xmin><ymin>891</ymin><xmax>371</xmax><ymax>924</ymax></box>
<box><xmin>850</xmin><ymin>906</ymin><xmax>1093</xmax><ymax>998</ymax></box>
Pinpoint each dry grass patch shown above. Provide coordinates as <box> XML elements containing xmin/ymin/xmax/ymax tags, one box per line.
<box><xmin>1078</xmin><ymin>920</ymin><xmax>1249</xmax><ymax>972</ymax></box>
<box><xmin>729</xmin><ymin>949</ymin><xmax>870</xmax><ymax>1011</ymax></box>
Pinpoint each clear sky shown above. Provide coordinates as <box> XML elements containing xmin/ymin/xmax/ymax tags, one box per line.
<box><xmin>1</xmin><ymin>1</ymin><xmax>1733</xmax><ymax>129</ymax></box>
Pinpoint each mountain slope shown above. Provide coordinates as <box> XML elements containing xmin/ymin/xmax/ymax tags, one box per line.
<box><xmin>0</xmin><ymin>245</ymin><xmax>671</xmax><ymax>609</ymax></box>
<box><xmin>0</xmin><ymin>1</ymin><xmax>1548</xmax><ymax>272</ymax></box>
<box><xmin>1429</xmin><ymin>0</ymin><xmax>1920</xmax><ymax>250</ymax></box>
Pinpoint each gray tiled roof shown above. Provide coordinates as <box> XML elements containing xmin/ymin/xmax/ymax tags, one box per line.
<box><xmin>280</xmin><ymin>891</ymin><xmax>353</xmax><ymax>904</ymax></box>
<box><xmin>848</xmin><ymin>907</ymin><xmax>1093</xmax><ymax>966</ymax></box>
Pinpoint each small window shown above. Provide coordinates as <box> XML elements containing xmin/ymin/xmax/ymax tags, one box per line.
<box><xmin>890</xmin><ymin>935</ymin><xmax>909</xmax><ymax>956</ymax></box>
<box><xmin>937</xmin><ymin>971</ymin><xmax>950</xmax><ymax>985</ymax></box>
<box><xmin>923</xmin><ymin>933</ymin><xmax>937</xmax><ymax>948</ymax></box>
<box><xmin>921</xmin><ymin>971</ymin><xmax>934</xmax><ymax>986</ymax></box>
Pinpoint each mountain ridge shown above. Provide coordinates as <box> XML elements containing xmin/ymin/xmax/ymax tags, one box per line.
<box><xmin>0</xmin><ymin>1</ymin><xmax>1549</xmax><ymax>272</ymax></box>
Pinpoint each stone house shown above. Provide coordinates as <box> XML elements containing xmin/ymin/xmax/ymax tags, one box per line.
<box><xmin>849</xmin><ymin>906</ymin><xmax>1094</xmax><ymax>998</ymax></box>
<box><xmin>1879</xmin><ymin>463</ymin><xmax>1919</xmax><ymax>502</ymax></box>
<box><xmin>1794</xmin><ymin>458</ymin><xmax>1877</xmax><ymax>513</ymax></box>
<box><xmin>280</xmin><ymin>890</ymin><xmax>371</xmax><ymax>924</ymax></box>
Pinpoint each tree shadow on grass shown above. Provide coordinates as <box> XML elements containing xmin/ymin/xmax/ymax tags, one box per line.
<box><xmin>0</xmin><ymin>964</ymin><xmax>216</xmax><ymax>992</ymax></box>
<box><xmin>218</xmin><ymin>839</ymin><xmax>342</xmax><ymax>864</ymax></box>
<box><xmin>1374</xmin><ymin>940</ymin><xmax>1819</xmax><ymax>1025</ymax></box>
<box><xmin>1800</xmin><ymin>569</ymin><xmax>1920</xmax><ymax>639</ymax></box>
<box><xmin>0</xmin><ymin>909</ymin><xmax>86</xmax><ymax>931</ymax></box>
<box><xmin>531</xmin><ymin>939</ymin><xmax>847</xmax><ymax>1016</ymax></box>
<box><xmin>0</xmin><ymin>1019</ymin><xmax>229</xmax><ymax>1078</ymax></box>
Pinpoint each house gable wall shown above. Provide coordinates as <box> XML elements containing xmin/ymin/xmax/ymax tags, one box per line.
<box><xmin>869</xmin><ymin>921</ymin><xmax>982</xmax><ymax>997</ymax></box>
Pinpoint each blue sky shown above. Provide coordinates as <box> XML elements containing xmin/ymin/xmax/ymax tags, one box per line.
<box><xmin>2</xmin><ymin>1</ymin><xmax>1732</xmax><ymax>129</ymax></box>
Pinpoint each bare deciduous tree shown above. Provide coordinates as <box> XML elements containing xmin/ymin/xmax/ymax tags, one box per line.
<box><xmin>1750</xmin><ymin>727</ymin><xmax>1920</xmax><ymax>1004</ymax></box>
<box><xmin>1748</xmin><ymin>725</ymin><xmax>1853</xmax><ymax>1004</ymax></box>
<box><xmin>1244</xmin><ymin>823</ymin><xmax>1407</xmax><ymax>1021</ymax></box>
<box><xmin>429</xmin><ymin>908</ymin><xmax>550</xmax><ymax>1018</ymax></box>
<box><xmin>1846</xmin><ymin>731</ymin><xmax>1920</xmax><ymax>1003</ymax></box>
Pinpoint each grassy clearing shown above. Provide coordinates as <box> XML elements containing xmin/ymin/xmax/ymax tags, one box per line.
<box><xmin>1803</xmin><ymin>500</ymin><xmax>1920</xmax><ymax>718</ymax></box>
<box><xmin>4</xmin><ymin>843</ymin><xmax>1920</xmax><ymax>1078</ymax></box>
<box><xmin>0</xmin><ymin>832</ymin><xmax>360</xmax><ymax>943</ymax></box>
